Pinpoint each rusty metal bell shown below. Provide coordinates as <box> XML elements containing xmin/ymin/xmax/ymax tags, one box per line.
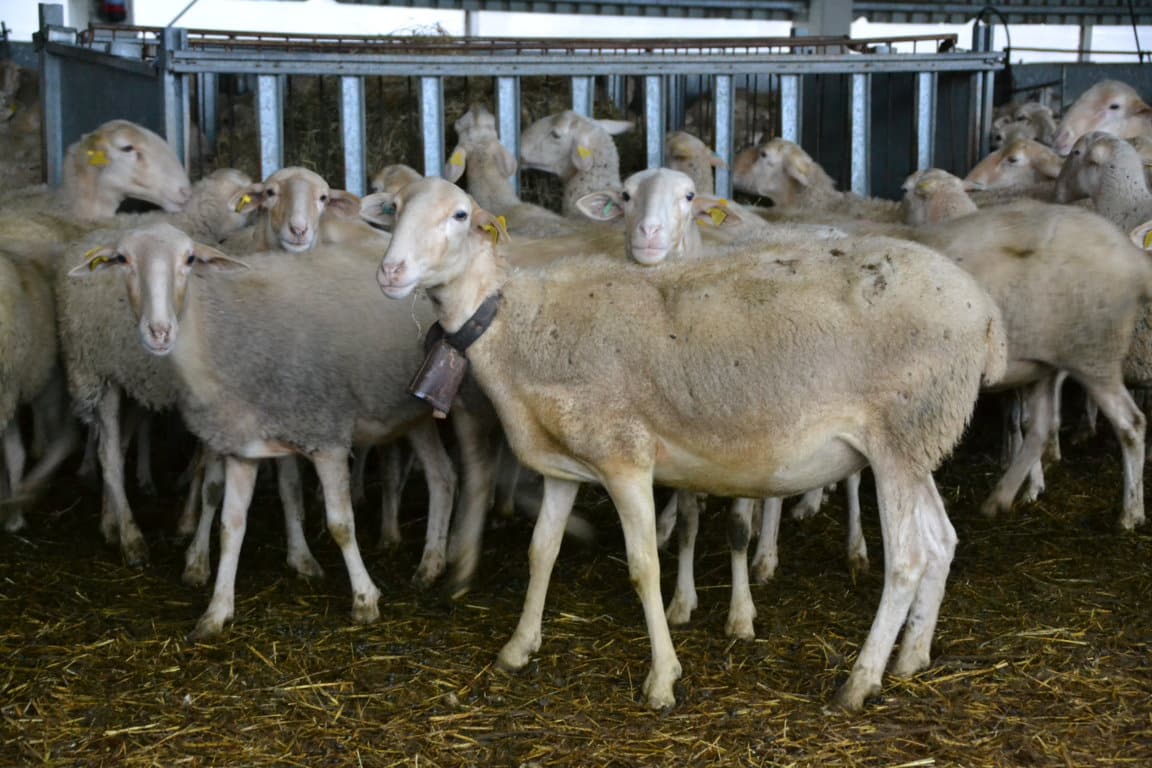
<box><xmin>408</xmin><ymin>339</ymin><xmax>469</xmax><ymax>418</ymax></box>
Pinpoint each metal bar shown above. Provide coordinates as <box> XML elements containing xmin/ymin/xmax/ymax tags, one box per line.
<box><xmin>972</xmin><ymin>22</ymin><xmax>995</xmax><ymax>163</ymax></box>
<box><xmin>571</xmin><ymin>75</ymin><xmax>594</xmax><ymax>116</ymax></box>
<box><xmin>43</xmin><ymin>41</ymin><xmax>158</xmax><ymax>75</ymax></box>
<box><xmin>199</xmin><ymin>72</ymin><xmax>218</xmax><ymax>151</ymax></box>
<box><xmin>849</xmin><ymin>72</ymin><xmax>870</xmax><ymax>196</ymax></box>
<box><xmin>713</xmin><ymin>74</ymin><xmax>734</xmax><ymax>198</ymax></box>
<box><xmin>159</xmin><ymin>27</ymin><xmax>188</xmax><ymax>167</ymax></box>
<box><xmin>420</xmin><ymin>76</ymin><xmax>444</xmax><ymax>178</ymax></box>
<box><xmin>496</xmin><ymin>76</ymin><xmax>520</xmax><ymax>196</ymax></box>
<box><xmin>914</xmin><ymin>70</ymin><xmax>936</xmax><ymax>170</ymax></box>
<box><xmin>667</xmin><ymin>74</ymin><xmax>685</xmax><ymax>131</ymax></box>
<box><xmin>607</xmin><ymin>75</ymin><xmax>626</xmax><ymax>114</ymax></box>
<box><xmin>779</xmin><ymin>74</ymin><xmax>801</xmax><ymax>143</ymax></box>
<box><xmin>339</xmin><ymin>76</ymin><xmax>366</xmax><ymax>196</ymax></box>
<box><xmin>39</xmin><ymin>4</ymin><xmax>66</xmax><ymax>186</ymax></box>
<box><xmin>256</xmin><ymin>74</ymin><xmax>283</xmax><ymax>180</ymax></box>
<box><xmin>644</xmin><ymin>75</ymin><xmax>664</xmax><ymax>170</ymax></box>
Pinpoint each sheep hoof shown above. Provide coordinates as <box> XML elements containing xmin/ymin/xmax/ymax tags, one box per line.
<box><xmin>182</xmin><ymin>560</ymin><xmax>211</xmax><ymax>588</ymax></box>
<box><xmin>642</xmin><ymin>664</ymin><xmax>681</xmax><ymax>709</ymax></box>
<box><xmin>979</xmin><ymin>496</ymin><xmax>1007</xmax><ymax>519</ymax></box>
<box><xmin>2</xmin><ymin>509</ymin><xmax>27</xmax><ymax>533</ymax></box>
<box><xmin>750</xmin><ymin>555</ymin><xmax>777</xmax><ymax>583</ymax></box>
<box><xmin>189</xmin><ymin>613</ymin><xmax>227</xmax><ymax>641</ymax></box>
<box><xmin>375</xmin><ymin>534</ymin><xmax>401</xmax><ymax>554</ymax></box>
<box><xmin>725</xmin><ymin>615</ymin><xmax>756</xmax><ymax>641</ymax></box>
<box><xmin>350</xmin><ymin>592</ymin><xmax>380</xmax><ymax>625</ymax></box>
<box><xmin>496</xmin><ymin>639</ymin><xmax>535</xmax><ymax>672</ymax></box>
<box><xmin>121</xmin><ymin>537</ymin><xmax>150</xmax><ymax>569</ymax></box>
<box><xmin>665</xmin><ymin>593</ymin><xmax>697</xmax><ymax>626</ymax></box>
<box><xmin>1117</xmin><ymin>510</ymin><xmax>1144</xmax><ymax>532</ymax></box>
<box><xmin>831</xmin><ymin>676</ymin><xmax>879</xmax><ymax>713</ymax></box>
<box><xmin>288</xmin><ymin>553</ymin><xmax>324</xmax><ymax>581</ymax></box>
<box><xmin>847</xmin><ymin>553</ymin><xmax>869</xmax><ymax>580</ymax></box>
<box><xmin>790</xmin><ymin>500</ymin><xmax>819</xmax><ymax>521</ymax></box>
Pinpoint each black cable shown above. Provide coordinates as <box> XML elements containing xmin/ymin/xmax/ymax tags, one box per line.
<box><xmin>1127</xmin><ymin>0</ymin><xmax>1145</xmax><ymax>64</ymax></box>
<box><xmin>973</xmin><ymin>5</ymin><xmax>1011</xmax><ymax>55</ymax></box>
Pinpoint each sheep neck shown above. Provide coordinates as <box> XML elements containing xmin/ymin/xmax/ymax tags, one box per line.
<box><xmin>60</xmin><ymin>150</ymin><xmax>122</xmax><ymax>221</ymax></box>
<box><xmin>426</xmin><ymin>243</ymin><xmax>508</xmax><ymax>336</ymax></box>
<box><xmin>1093</xmin><ymin>148</ymin><xmax>1152</xmax><ymax>230</ymax></box>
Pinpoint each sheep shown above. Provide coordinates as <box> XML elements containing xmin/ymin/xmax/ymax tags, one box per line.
<box><xmin>731</xmin><ymin>138</ymin><xmax>903</xmax><ymax>222</ymax></box>
<box><xmin>444</xmin><ymin>104</ymin><xmax>587</xmax><ymax>238</ymax></box>
<box><xmin>378</xmin><ymin>175</ymin><xmax>1007</xmax><ymax>711</ymax></box>
<box><xmin>518</xmin><ymin>110</ymin><xmax>633</xmax><ymax>217</ymax></box>
<box><xmin>903</xmin><ymin>168</ymin><xmax>978</xmax><ymax>225</ymax></box>
<box><xmin>1056</xmin><ymin>131</ymin><xmax>1152</xmax><ymax>231</ymax></box>
<box><xmin>965</xmin><ymin>139</ymin><xmax>1064</xmax><ymax>193</ymax></box>
<box><xmin>1053</xmin><ymin>80</ymin><xmax>1152</xmax><ymax>156</ymax></box>
<box><xmin>70</xmin><ymin>224</ymin><xmax>462</xmax><ymax>639</ymax></box>
<box><xmin>664</xmin><ymin>131</ymin><xmax>725</xmax><ymax>195</ymax></box>
<box><xmin>991</xmin><ymin>102</ymin><xmax>1059</xmax><ymax>149</ymax></box>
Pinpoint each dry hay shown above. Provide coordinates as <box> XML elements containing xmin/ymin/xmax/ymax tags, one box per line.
<box><xmin>2</xmin><ymin>401</ymin><xmax>1151</xmax><ymax>767</ymax></box>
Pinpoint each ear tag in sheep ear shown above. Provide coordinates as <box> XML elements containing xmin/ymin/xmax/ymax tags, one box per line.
<box><xmin>449</xmin><ymin>149</ymin><xmax>465</xmax><ymax>167</ymax></box>
<box><xmin>577</xmin><ymin>146</ymin><xmax>592</xmax><ymax>160</ymax></box>
<box><xmin>480</xmin><ymin>216</ymin><xmax>506</xmax><ymax>246</ymax></box>
<box><xmin>84</xmin><ymin>247</ymin><xmax>110</xmax><ymax>270</ymax></box>
<box><xmin>235</xmin><ymin>194</ymin><xmax>252</xmax><ymax>213</ymax></box>
<box><xmin>1144</xmin><ymin>229</ymin><xmax>1152</xmax><ymax>250</ymax></box>
<box><xmin>707</xmin><ymin>207</ymin><xmax>728</xmax><ymax>227</ymax></box>
<box><xmin>601</xmin><ymin>201</ymin><xmax>615</xmax><ymax>218</ymax></box>
<box><xmin>86</xmin><ymin>149</ymin><xmax>109</xmax><ymax>167</ymax></box>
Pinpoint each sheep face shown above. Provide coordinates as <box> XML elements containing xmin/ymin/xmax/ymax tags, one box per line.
<box><xmin>377</xmin><ymin>178</ymin><xmax>505</xmax><ymax>299</ymax></box>
<box><xmin>965</xmin><ymin>139</ymin><xmax>1063</xmax><ymax>190</ymax></box>
<box><xmin>901</xmin><ymin>168</ymin><xmax>974</xmax><ymax>226</ymax></box>
<box><xmin>68</xmin><ymin>223</ymin><xmax>246</xmax><ymax>356</ymax></box>
<box><xmin>731</xmin><ymin>138</ymin><xmax>811</xmax><ymax>204</ymax></box>
<box><xmin>84</xmin><ymin>120</ymin><xmax>192</xmax><ymax>213</ymax></box>
<box><xmin>1053</xmin><ymin>80</ymin><xmax>1152</xmax><ymax>155</ymax></box>
<box><xmin>239</xmin><ymin>167</ymin><xmax>360</xmax><ymax>253</ymax></box>
<box><xmin>1054</xmin><ymin>131</ymin><xmax>1112</xmax><ymax>203</ymax></box>
<box><xmin>519</xmin><ymin>111</ymin><xmax>631</xmax><ymax>178</ymax></box>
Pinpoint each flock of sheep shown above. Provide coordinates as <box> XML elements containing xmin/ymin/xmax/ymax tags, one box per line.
<box><xmin>2</xmin><ymin>71</ymin><xmax>1152</xmax><ymax>713</ymax></box>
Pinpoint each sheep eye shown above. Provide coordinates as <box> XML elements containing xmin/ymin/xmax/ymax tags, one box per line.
<box><xmin>1072</xmin><ymin>149</ymin><xmax>1081</xmax><ymax>157</ymax></box>
<box><xmin>453</xmin><ymin>210</ymin><xmax>468</xmax><ymax>221</ymax></box>
<box><xmin>1007</xmin><ymin>156</ymin><xmax>1018</xmax><ymax>164</ymax></box>
<box><xmin>320</xmin><ymin>194</ymin><xmax>329</xmax><ymax>204</ymax></box>
<box><xmin>186</xmin><ymin>253</ymin><xmax>196</xmax><ymax>266</ymax></box>
<box><xmin>118</xmin><ymin>144</ymin><xmax>134</xmax><ymax>153</ymax></box>
<box><xmin>114</xmin><ymin>253</ymin><xmax>127</xmax><ymax>264</ymax></box>
<box><xmin>550</xmin><ymin>129</ymin><xmax>562</xmax><ymax>139</ymax></box>
<box><xmin>686</xmin><ymin>192</ymin><xmax>695</xmax><ymax>202</ymax></box>
<box><xmin>265</xmin><ymin>189</ymin><xmax>276</xmax><ymax>198</ymax></box>
<box><xmin>1109</xmin><ymin>103</ymin><xmax>1121</xmax><ymax>110</ymax></box>
<box><xmin>760</xmin><ymin>151</ymin><xmax>768</xmax><ymax>158</ymax></box>
<box><xmin>620</xmin><ymin>191</ymin><xmax>631</xmax><ymax>203</ymax></box>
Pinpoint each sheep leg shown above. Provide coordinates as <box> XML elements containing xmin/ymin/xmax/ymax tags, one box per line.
<box><xmin>77</xmin><ymin>426</ymin><xmax>97</xmax><ymax>481</ymax></box>
<box><xmin>750</xmin><ymin>497</ymin><xmax>783</xmax><ymax>583</ymax></box>
<box><xmin>183</xmin><ymin>451</ymin><xmax>224</xmax><ymax>587</ymax></box>
<box><xmin>603</xmin><ymin>472</ymin><xmax>681</xmax><ymax>709</ymax></box>
<box><xmin>96</xmin><ymin>386</ymin><xmax>148</xmax><ymax>567</ymax></box>
<box><xmin>790</xmin><ymin>486</ymin><xmax>825</xmax><ymax>520</ymax></box>
<box><xmin>406</xmin><ymin>422</ymin><xmax>457</xmax><ymax>589</ymax></box>
<box><xmin>276</xmin><ymin>456</ymin><xmax>324</xmax><ymax>580</ymax></box>
<box><xmin>3</xmin><ymin>421</ymin><xmax>25</xmax><ymax>496</ymax></box>
<box><xmin>845</xmin><ymin>471</ymin><xmax>868</xmax><ymax>576</ymax></box>
<box><xmin>655</xmin><ymin>490</ymin><xmax>678</xmax><ymax>549</ymax></box>
<box><xmin>1080</xmin><ymin>378</ymin><xmax>1147</xmax><ymax>530</ymax></box>
<box><xmin>999</xmin><ymin>392</ymin><xmax>1024</xmax><ymax>469</ymax></box>
<box><xmin>1044</xmin><ymin>371</ymin><xmax>1066</xmax><ymax>464</ymax></box>
<box><xmin>981</xmin><ymin>378</ymin><xmax>1054</xmax><ymax>518</ymax></box>
<box><xmin>190</xmin><ymin>456</ymin><xmax>257</xmax><ymax>639</ymax></box>
<box><xmin>665</xmin><ymin>489</ymin><xmax>700</xmax><ymax>625</ymax></box>
<box><xmin>15</xmin><ymin>419</ymin><xmax>80</xmax><ymax>500</ymax></box>
<box><xmin>494</xmin><ymin>437</ymin><xmax>522</xmax><ymax>519</ymax></box>
<box><xmin>725</xmin><ymin>497</ymin><xmax>757</xmax><ymax>641</ymax></box>
<box><xmin>350</xmin><ymin>446</ymin><xmax>369</xmax><ymax>508</ymax></box>
<box><xmin>891</xmin><ymin>476</ymin><xmax>957</xmax><ymax>679</ymax></box>
<box><xmin>833</xmin><ymin>461</ymin><xmax>929</xmax><ymax>713</ymax></box>
<box><xmin>446</xmin><ymin>407</ymin><xmax>499</xmax><ymax>598</ymax></box>
<box><xmin>497</xmin><ymin>476</ymin><xmax>580</xmax><ymax>670</ymax></box>
<box><xmin>377</xmin><ymin>444</ymin><xmax>412</xmax><ymax>551</ymax></box>
<box><xmin>176</xmin><ymin>443</ymin><xmax>207</xmax><ymax>538</ymax></box>
<box><xmin>134</xmin><ymin>417</ymin><xmax>156</xmax><ymax>496</ymax></box>
<box><xmin>311</xmin><ymin>448</ymin><xmax>380</xmax><ymax>625</ymax></box>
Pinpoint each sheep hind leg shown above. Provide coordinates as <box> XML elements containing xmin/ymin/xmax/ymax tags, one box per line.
<box><xmin>2</xmin><ymin>421</ymin><xmax>26</xmax><ymax>532</ymax></box>
<box><xmin>96</xmin><ymin>386</ymin><xmax>148</xmax><ymax>567</ymax></box>
<box><xmin>183</xmin><ymin>450</ymin><xmax>223</xmax><ymax>587</ymax></box>
<box><xmin>833</xmin><ymin>460</ymin><xmax>929</xmax><ymax>713</ymax></box>
<box><xmin>445</xmin><ymin>407</ymin><xmax>499</xmax><ymax>598</ymax></box>
<box><xmin>725</xmin><ymin>497</ymin><xmax>757</xmax><ymax>640</ymax></box>
<box><xmin>981</xmin><ymin>377</ymin><xmax>1054</xmax><ymax>519</ymax></box>
<box><xmin>790</xmin><ymin>485</ymin><xmax>825</xmax><ymax>520</ymax></box>
<box><xmin>665</xmin><ymin>490</ymin><xmax>700</xmax><ymax>625</ymax></box>
<box><xmin>406</xmin><ymin>421</ymin><xmax>457</xmax><ymax>589</ymax></box>
<box><xmin>845</xmin><ymin>471</ymin><xmax>868</xmax><ymax>577</ymax></box>
<box><xmin>176</xmin><ymin>443</ymin><xmax>207</xmax><ymax>538</ymax></box>
<box><xmin>1080</xmin><ymin>378</ymin><xmax>1146</xmax><ymax>530</ymax></box>
<box><xmin>276</xmin><ymin>456</ymin><xmax>324</xmax><ymax>580</ymax></box>
<box><xmin>311</xmin><ymin>448</ymin><xmax>380</xmax><ymax>625</ymax></box>
<box><xmin>750</xmin><ymin>497</ymin><xmax>782</xmax><ymax>583</ymax></box>
<box><xmin>377</xmin><ymin>444</ymin><xmax>412</xmax><ymax>552</ymax></box>
<box><xmin>190</xmin><ymin>456</ymin><xmax>257</xmax><ymax>640</ymax></box>
<box><xmin>497</xmin><ymin>476</ymin><xmax>580</xmax><ymax>671</ymax></box>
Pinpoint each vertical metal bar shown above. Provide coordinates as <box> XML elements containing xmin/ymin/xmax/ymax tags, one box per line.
<box><xmin>1078</xmin><ymin>22</ymin><xmax>1093</xmax><ymax>63</ymax></box>
<box><xmin>38</xmin><ymin>4</ymin><xmax>66</xmax><ymax>186</ymax></box>
<box><xmin>849</xmin><ymin>72</ymin><xmax>870</xmax><ymax>196</ymax></box>
<box><xmin>667</xmin><ymin>74</ymin><xmax>685</xmax><ymax>131</ymax></box>
<box><xmin>420</xmin><ymin>76</ymin><xmax>444</xmax><ymax>178</ymax></box>
<box><xmin>914</xmin><ymin>71</ymin><xmax>937</xmax><ymax>170</ymax></box>
<box><xmin>571</xmin><ymin>76</ymin><xmax>594</xmax><ymax>117</ymax></box>
<box><xmin>607</xmin><ymin>75</ymin><xmax>626</xmax><ymax>115</ymax></box>
<box><xmin>779</xmin><ymin>74</ymin><xmax>802</xmax><ymax>144</ymax></box>
<box><xmin>256</xmin><ymin>75</ymin><xmax>283</xmax><ymax>180</ymax></box>
<box><xmin>713</xmin><ymin>74</ymin><xmax>734</xmax><ymax>198</ymax></box>
<box><xmin>971</xmin><ymin>22</ymin><xmax>995</xmax><ymax>165</ymax></box>
<box><xmin>199</xmin><ymin>72</ymin><xmax>218</xmax><ymax>151</ymax></box>
<box><xmin>339</xmin><ymin>76</ymin><xmax>366</xmax><ymax>196</ymax></box>
<box><xmin>159</xmin><ymin>27</ymin><xmax>187</xmax><ymax>167</ymax></box>
<box><xmin>644</xmin><ymin>75</ymin><xmax>664</xmax><ymax>170</ymax></box>
<box><xmin>496</xmin><ymin>76</ymin><xmax>521</xmax><ymax>195</ymax></box>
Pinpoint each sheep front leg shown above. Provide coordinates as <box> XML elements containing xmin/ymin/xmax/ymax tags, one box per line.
<box><xmin>377</xmin><ymin>444</ymin><xmax>411</xmax><ymax>550</ymax></box>
<box><xmin>2</xmin><ymin>422</ymin><xmax>26</xmax><ymax>532</ymax></box>
<box><xmin>183</xmin><ymin>450</ymin><xmax>224</xmax><ymax>587</ymax></box>
<box><xmin>190</xmin><ymin>456</ymin><xmax>257</xmax><ymax>640</ymax></box>
<box><xmin>134</xmin><ymin>416</ymin><xmax>156</xmax><ymax>495</ymax></box>
<box><xmin>603</xmin><ymin>472</ymin><xmax>681</xmax><ymax>709</ymax></box>
<box><xmin>406</xmin><ymin>421</ymin><xmax>457</xmax><ymax>588</ymax></box>
<box><xmin>665</xmin><ymin>490</ymin><xmax>700</xmax><ymax>625</ymax></box>
<box><xmin>1082</xmin><ymin>379</ymin><xmax>1147</xmax><ymax>530</ymax></box>
<box><xmin>96</xmin><ymin>386</ymin><xmax>148</xmax><ymax>567</ymax></box>
<box><xmin>446</xmin><ymin>407</ymin><xmax>499</xmax><ymax>598</ymax></box>
<box><xmin>981</xmin><ymin>377</ymin><xmax>1054</xmax><ymax>518</ymax></box>
<box><xmin>276</xmin><ymin>456</ymin><xmax>324</xmax><ymax>580</ymax></box>
<box><xmin>725</xmin><ymin>497</ymin><xmax>757</xmax><ymax>640</ymax></box>
<box><xmin>311</xmin><ymin>448</ymin><xmax>380</xmax><ymax>625</ymax></box>
<box><xmin>497</xmin><ymin>476</ymin><xmax>580</xmax><ymax>671</ymax></box>
<box><xmin>750</xmin><ymin>497</ymin><xmax>782</xmax><ymax>583</ymax></box>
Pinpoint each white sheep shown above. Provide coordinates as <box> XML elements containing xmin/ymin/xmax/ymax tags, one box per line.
<box><xmin>518</xmin><ymin>110</ymin><xmax>633</xmax><ymax>217</ymax></box>
<box><xmin>664</xmin><ymin>131</ymin><xmax>725</xmax><ymax>196</ymax></box>
<box><xmin>378</xmin><ymin>176</ymin><xmax>1007</xmax><ymax>711</ymax></box>
<box><xmin>1053</xmin><ymin>80</ymin><xmax>1152</xmax><ymax>156</ymax></box>
<box><xmin>991</xmin><ymin>102</ymin><xmax>1059</xmax><ymax>149</ymax></box>
<box><xmin>965</xmin><ymin>139</ymin><xmax>1064</xmax><ymax>193</ymax></box>
<box><xmin>71</xmin><ymin>224</ymin><xmax>467</xmax><ymax>639</ymax></box>
<box><xmin>1056</xmin><ymin>131</ymin><xmax>1152</xmax><ymax>231</ymax></box>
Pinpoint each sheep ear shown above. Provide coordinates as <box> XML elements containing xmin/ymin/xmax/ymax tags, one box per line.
<box><xmin>692</xmin><ymin>196</ymin><xmax>741</xmax><ymax>228</ymax></box>
<box><xmin>1129</xmin><ymin>221</ymin><xmax>1152</xmax><ymax>251</ymax></box>
<box><xmin>192</xmin><ymin>243</ymin><xmax>249</xmax><ymax>272</ymax></box>
<box><xmin>82</xmin><ymin>131</ymin><xmax>110</xmax><ymax>168</ymax></box>
<box><xmin>443</xmin><ymin>146</ymin><xmax>467</xmax><ymax>183</ymax></box>
<box><xmin>1088</xmin><ymin>140</ymin><xmax>1113</xmax><ymax>166</ymax></box>
<box><xmin>575</xmin><ymin>190</ymin><xmax>625</xmax><ymax>221</ymax></box>
<box><xmin>594</xmin><ymin>119</ymin><xmax>634</xmax><ymax>136</ymax></box>
<box><xmin>68</xmin><ymin>245</ymin><xmax>118</xmax><ymax>277</ymax></box>
<box><xmin>324</xmin><ymin>189</ymin><xmax>362</xmax><ymax>220</ymax></box>
<box><xmin>473</xmin><ymin>209</ymin><xmax>510</xmax><ymax>245</ymax></box>
<box><xmin>709</xmin><ymin>153</ymin><xmax>727</xmax><ymax>169</ymax></box>
<box><xmin>784</xmin><ymin>150</ymin><xmax>814</xmax><ymax>187</ymax></box>
<box><xmin>495</xmin><ymin>142</ymin><xmax>518</xmax><ymax>178</ymax></box>
<box><xmin>359</xmin><ymin>191</ymin><xmax>397</xmax><ymax>228</ymax></box>
<box><xmin>1136</xmin><ymin>100</ymin><xmax>1152</xmax><ymax>119</ymax></box>
<box><xmin>1033</xmin><ymin>148</ymin><xmax>1065</xmax><ymax>179</ymax></box>
<box><xmin>230</xmin><ymin>184</ymin><xmax>264</xmax><ymax>214</ymax></box>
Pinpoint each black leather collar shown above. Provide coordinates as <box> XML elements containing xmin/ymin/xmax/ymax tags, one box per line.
<box><xmin>425</xmin><ymin>292</ymin><xmax>502</xmax><ymax>354</ymax></box>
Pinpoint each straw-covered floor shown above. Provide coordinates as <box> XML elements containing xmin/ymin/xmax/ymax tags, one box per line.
<box><xmin>2</xmin><ymin>406</ymin><xmax>1151</xmax><ymax>767</ymax></box>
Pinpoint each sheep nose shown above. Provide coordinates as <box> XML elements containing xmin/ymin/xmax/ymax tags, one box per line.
<box><xmin>638</xmin><ymin>222</ymin><xmax>662</xmax><ymax>239</ymax></box>
<box><xmin>148</xmin><ymin>323</ymin><xmax>172</xmax><ymax>346</ymax></box>
<box><xmin>378</xmin><ymin>261</ymin><xmax>404</xmax><ymax>287</ymax></box>
<box><xmin>178</xmin><ymin>185</ymin><xmax>192</xmax><ymax>203</ymax></box>
<box><xmin>289</xmin><ymin>223</ymin><xmax>309</xmax><ymax>238</ymax></box>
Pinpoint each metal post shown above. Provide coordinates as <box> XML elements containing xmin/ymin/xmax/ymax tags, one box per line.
<box><xmin>496</xmin><ymin>76</ymin><xmax>520</xmax><ymax>195</ymax></box>
<box><xmin>779</xmin><ymin>74</ymin><xmax>802</xmax><ymax>144</ymax></box>
<box><xmin>607</xmin><ymin>75</ymin><xmax>626</xmax><ymax>115</ymax></box>
<box><xmin>1078</xmin><ymin>22</ymin><xmax>1093</xmax><ymax>63</ymax></box>
<box><xmin>420</xmin><ymin>76</ymin><xmax>445</xmax><ymax>178</ymax></box>
<box><xmin>256</xmin><ymin>74</ymin><xmax>283</xmax><ymax>180</ymax></box>
<box><xmin>667</xmin><ymin>74</ymin><xmax>685</xmax><ymax>131</ymax></box>
<box><xmin>199</xmin><ymin>72</ymin><xmax>218</xmax><ymax>152</ymax></box>
<box><xmin>713</xmin><ymin>74</ymin><xmax>735</xmax><ymax>198</ymax></box>
<box><xmin>159</xmin><ymin>27</ymin><xmax>188</xmax><ymax>167</ymax></box>
<box><xmin>38</xmin><ymin>4</ymin><xmax>66</xmax><ymax>186</ymax></box>
<box><xmin>571</xmin><ymin>76</ymin><xmax>594</xmax><ymax>117</ymax></box>
<box><xmin>339</xmin><ymin>76</ymin><xmax>366</xmax><ymax>196</ymax></box>
<box><xmin>914</xmin><ymin>71</ymin><xmax>937</xmax><ymax>170</ymax></box>
<box><xmin>644</xmin><ymin>75</ymin><xmax>664</xmax><ymax>170</ymax></box>
<box><xmin>972</xmin><ymin>22</ymin><xmax>995</xmax><ymax>164</ymax></box>
<box><xmin>849</xmin><ymin>72</ymin><xmax>870</xmax><ymax>196</ymax></box>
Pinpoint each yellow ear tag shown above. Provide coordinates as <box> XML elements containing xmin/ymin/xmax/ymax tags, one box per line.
<box><xmin>576</xmin><ymin>146</ymin><xmax>592</xmax><ymax>160</ymax></box>
<box><xmin>84</xmin><ymin>247</ymin><xmax>110</xmax><ymax>270</ymax></box>
<box><xmin>449</xmin><ymin>150</ymin><xmax>465</xmax><ymax>167</ymax></box>
<box><xmin>915</xmin><ymin>180</ymin><xmax>936</xmax><ymax>196</ymax></box>
<box><xmin>1143</xmin><ymin>230</ymin><xmax>1152</xmax><ymax>250</ymax></box>
<box><xmin>86</xmin><ymin>149</ymin><xmax>109</xmax><ymax>167</ymax></box>
<box><xmin>235</xmin><ymin>194</ymin><xmax>252</xmax><ymax>213</ymax></box>
<box><xmin>707</xmin><ymin>207</ymin><xmax>728</xmax><ymax>227</ymax></box>
<box><xmin>481</xmin><ymin>216</ymin><xmax>507</xmax><ymax>245</ymax></box>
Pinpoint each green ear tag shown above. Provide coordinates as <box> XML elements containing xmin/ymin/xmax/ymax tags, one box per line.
<box><xmin>602</xmin><ymin>201</ymin><xmax>614</xmax><ymax>217</ymax></box>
